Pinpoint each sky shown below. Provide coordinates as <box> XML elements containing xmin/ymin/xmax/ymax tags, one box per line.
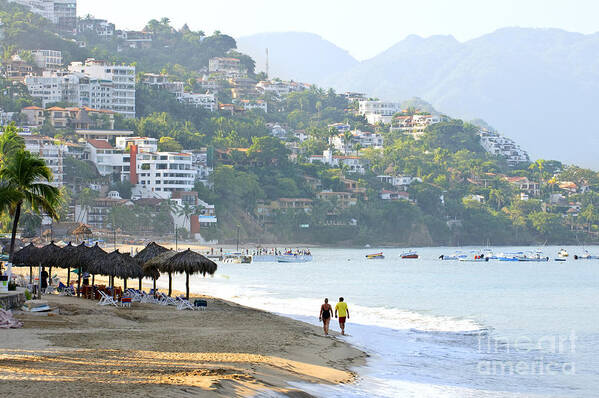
<box><xmin>78</xmin><ymin>0</ymin><xmax>599</xmax><ymax>60</ymax></box>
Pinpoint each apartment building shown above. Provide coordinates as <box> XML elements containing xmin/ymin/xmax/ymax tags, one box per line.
<box><xmin>180</xmin><ymin>92</ymin><xmax>216</xmax><ymax>112</ymax></box>
<box><xmin>8</xmin><ymin>0</ymin><xmax>77</xmax><ymax>34</ymax></box>
<box><xmin>141</xmin><ymin>73</ymin><xmax>184</xmax><ymax>99</ymax></box>
<box><xmin>377</xmin><ymin>175</ymin><xmax>422</xmax><ymax>189</ymax></box>
<box><xmin>24</xmin><ymin>73</ymin><xmax>63</xmax><ymax>106</ymax></box>
<box><xmin>308</xmin><ymin>149</ymin><xmax>367</xmax><ymax>174</ymax></box>
<box><xmin>208</xmin><ymin>57</ymin><xmax>244</xmax><ymax>75</ymax></box>
<box><xmin>238</xmin><ymin>99</ymin><xmax>267</xmax><ymax>113</ymax></box>
<box><xmin>21</xmin><ymin>134</ymin><xmax>66</xmax><ymax>186</ymax></box>
<box><xmin>68</xmin><ymin>59</ymin><xmax>136</xmax><ymax>118</ymax></box>
<box><xmin>77</xmin><ymin>18</ymin><xmax>115</xmax><ymax>39</ymax></box>
<box><xmin>390</xmin><ymin>113</ymin><xmax>443</xmax><ymax>138</ymax></box>
<box><xmin>256</xmin><ymin>80</ymin><xmax>308</xmax><ymax>97</ymax></box>
<box><xmin>31</xmin><ymin>50</ymin><xmax>62</xmax><ymax>69</ymax></box>
<box><xmin>478</xmin><ymin>129</ymin><xmax>529</xmax><ymax>166</ymax></box>
<box><xmin>330</xmin><ymin>130</ymin><xmax>383</xmax><ymax>154</ymax></box>
<box><xmin>358</xmin><ymin>100</ymin><xmax>402</xmax><ymax>124</ymax></box>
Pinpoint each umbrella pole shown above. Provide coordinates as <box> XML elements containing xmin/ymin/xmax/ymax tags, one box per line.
<box><xmin>138</xmin><ymin>277</ymin><xmax>142</xmax><ymax>291</ymax></box>
<box><xmin>186</xmin><ymin>272</ymin><xmax>189</xmax><ymax>300</ymax></box>
<box><xmin>77</xmin><ymin>268</ymin><xmax>82</xmax><ymax>298</ymax></box>
<box><xmin>67</xmin><ymin>267</ymin><xmax>70</xmax><ymax>285</ymax></box>
<box><xmin>124</xmin><ymin>278</ymin><xmax>127</xmax><ymax>291</ymax></box>
<box><xmin>29</xmin><ymin>266</ymin><xmax>32</xmax><ymax>283</ymax></box>
<box><xmin>153</xmin><ymin>277</ymin><xmax>156</xmax><ymax>294</ymax></box>
<box><xmin>49</xmin><ymin>266</ymin><xmax>52</xmax><ymax>285</ymax></box>
<box><xmin>168</xmin><ymin>272</ymin><xmax>172</xmax><ymax>296</ymax></box>
<box><xmin>92</xmin><ymin>274</ymin><xmax>95</xmax><ymax>286</ymax></box>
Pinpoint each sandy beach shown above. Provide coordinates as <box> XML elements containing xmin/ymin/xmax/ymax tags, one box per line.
<box><xmin>0</xmin><ymin>291</ymin><xmax>366</xmax><ymax>397</ymax></box>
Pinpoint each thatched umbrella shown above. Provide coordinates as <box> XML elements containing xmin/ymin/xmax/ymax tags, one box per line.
<box><xmin>12</xmin><ymin>243</ymin><xmax>42</xmax><ymax>283</ymax></box>
<box><xmin>118</xmin><ymin>252</ymin><xmax>143</xmax><ymax>290</ymax></box>
<box><xmin>72</xmin><ymin>223</ymin><xmax>92</xmax><ymax>241</ymax></box>
<box><xmin>134</xmin><ymin>242</ymin><xmax>169</xmax><ymax>290</ymax></box>
<box><xmin>168</xmin><ymin>249</ymin><xmax>217</xmax><ymax>300</ymax></box>
<box><xmin>84</xmin><ymin>243</ymin><xmax>107</xmax><ymax>286</ymax></box>
<box><xmin>142</xmin><ymin>262</ymin><xmax>161</xmax><ymax>293</ymax></box>
<box><xmin>39</xmin><ymin>242</ymin><xmax>64</xmax><ymax>287</ymax></box>
<box><xmin>144</xmin><ymin>250</ymin><xmax>177</xmax><ymax>296</ymax></box>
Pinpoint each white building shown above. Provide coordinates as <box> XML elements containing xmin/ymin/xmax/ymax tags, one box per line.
<box><xmin>31</xmin><ymin>49</ymin><xmax>62</xmax><ymax>69</ymax></box>
<box><xmin>131</xmin><ymin>151</ymin><xmax>196</xmax><ymax>199</ymax></box>
<box><xmin>77</xmin><ymin>18</ymin><xmax>115</xmax><ymax>39</ymax></box>
<box><xmin>478</xmin><ymin>129</ymin><xmax>529</xmax><ymax>166</ymax></box>
<box><xmin>308</xmin><ymin>149</ymin><xmax>367</xmax><ymax>174</ymax></box>
<box><xmin>256</xmin><ymin>80</ymin><xmax>308</xmax><ymax>97</ymax></box>
<box><xmin>380</xmin><ymin>190</ymin><xmax>411</xmax><ymax>201</ymax></box>
<box><xmin>22</xmin><ymin>134</ymin><xmax>66</xmax><ymax>186</ymax></box>
<box><xmin>8</xmin><ymin>0</ymin><xmax>76</xmax><ymax>33</ymax></box>
<box><xmin>377</xmin><ymin>175</ymin><xmax>422</xmax><ymax>189</ymax></box>
<box><xmin>24</xmin><ymin>72</ymin><xmax>64</xmax><ymax>107</ymax></box>
<box><xmin>390</xmin><ymin>113</ymin><xmax>443</xmax><ymax>138</ymax></box>
<box><xmin>358</xmin><ymin>100</ymin><xmax>402</xmax><ymax>124</ymax></box>
<box><xmin>68</xmin><ymin>59</ymin><xmax>136</xmax><ymax>118</ymax></box>
<box><xmin>141</xmin><ymin>73</ymin><xmax>184</xmax><ymax>99</ymax></box>
<box><xmin>85</xmin><ymin>139</ymin><xmax>129</xmax><ymax>178</ymax></box>
<box><xmin>238</xmin><ymin>99</ymin><xmax>267</xmax><ymax>113</ymax></box>
<box><xmin>208</xmin><ymin>57</ymin><xmax>244</xmax><ymax>75</ymax></box>
<box><xmin>180</xmin><ymin>92</ymin><xmax>216</xmax><ymax>112</ymax></box>
<box><xmin>330</xmin><ymin>130</ymin><xmax>383</xmax><ymax>154</ymax></box>
<box><xmin>0</xmin><ymin>109</ymin><xmax>15</xmax><ymax>126</ymax></box>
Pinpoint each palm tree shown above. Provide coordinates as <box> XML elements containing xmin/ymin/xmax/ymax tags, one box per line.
<box><xmin>0</xmin><ymin>124</ymin><xmax>25</xmax><ymax>168</ymax></box>
<box><xmin>0</xmin><ymin>151</ymin><xmax>61</xmax><ymax>260</ymax></box>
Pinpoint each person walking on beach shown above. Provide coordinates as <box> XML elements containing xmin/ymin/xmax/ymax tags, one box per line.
<box><xmin>335</xmin><ymin>297</ymin><xmax>349</xmax><ymax>335</ymax></box>
<box><xmin>319</xmin><ymin>298</ymin><xmax>333</xmax><ymax>335</ymax></box>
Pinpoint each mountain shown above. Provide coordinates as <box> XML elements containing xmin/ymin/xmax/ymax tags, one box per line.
<box><xmin>237</xmin><ymin>32</ymin><xmax>358</xmax><ymax>84</ymax></box>
<box><xmin>324</xmin><ymin>28</ymin><xmax>599</xmax><ymax>168</ymax></box>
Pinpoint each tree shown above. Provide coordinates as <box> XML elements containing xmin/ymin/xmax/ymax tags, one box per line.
<box><xmin>0</xmin><ymin>150</ymin><xmax>61</xmax><ymax>260</ymax></box>
<box><xmin>158</xmin><ymin>136</ymin><xmax>183</xmax><ymax>152</ymax></box>
<box><xmin>0</xmin><ymin>124</ymin><xmax>24</xmax><ymax>168</ymax></box>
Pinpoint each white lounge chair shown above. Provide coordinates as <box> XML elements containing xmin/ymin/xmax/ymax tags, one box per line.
<box><xmin>98</xmin><ymin>291</ymin><xmax>118</xmax><ymax>307</ymax></box>
<box><xmin>176</xmin><ymin>297</ymin><xmax>195</xmax><ymax>311</ymax></box>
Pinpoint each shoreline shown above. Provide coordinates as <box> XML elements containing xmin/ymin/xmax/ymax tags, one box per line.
<box><xmin>0</xmin><ymin>270</ymin><xmax>367</xmax><ymax>397</ymax></box>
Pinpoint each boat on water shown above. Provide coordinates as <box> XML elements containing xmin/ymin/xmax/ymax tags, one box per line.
<box><xmin>439</xmin><ymin>252</ymin><xmax>467</xmax><ymax>261</ymax></box>
<box><xmin>276</xmin><ymin>253</ymin><xmax>313</xmax><ymax>263</ymax></box>
<box><xmin>459</xmin><ymin>256</ymin><xmax>490</xmax><ymax>262</ymax></box>
<box><xmin>558</xmin><ymin>248</ymin><xmax>569</xmax><ymax>258</ymax></box>
<box><xmin>497</xmin><ymin>252</ymin><xmax>525</xmax><ymax>261</ymax></box>
<box><xmin>574</xmin><ymin>250</ymin><xmax>599</xmax><ymax>260</ymax></box>
<box><xmin>400</xmin><ymin>250</ymin><xmax>419</xmax><ymax>259</ymax></box>
<box><xmin>518</xmin><ymin>251</ymin><xmax>549</xmax><ymax>262</ymax></box>
<box><xmin>222</xmin><ymin>253</ymin><xmax>252</xmax><ymax>264</ymax></box>
<box><xmin>252</xmin><ymin>254</ymin><xmax>277</xmax><ymax>262</ymax></box>
<box><xmin>366</xmin><ymin>252</ymin><xmax>385</xmax><ymax>260</ymax></box>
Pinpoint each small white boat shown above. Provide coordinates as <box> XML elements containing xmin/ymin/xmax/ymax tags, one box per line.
<box><xmin>252</xmin><ymin>255</ymin><xmax>277</xmax><ymax>262</ymax></box>
<box><xmin>574</xmin><ymin>251</ymin><xmax>599</xmax><ymax>260</ymax></box>
<box><xmin>400</xmin><ymin>250</ymin><xmax>419</xmax><ymax>259</ymax></box>
<box><xmin>276</xmin><ymin>253</ymin><xmax>313</xmax><ymax>263</ymax></box>
<box><xmin>518</xmin><ymin>251</ymin><xmax>549</xmax><ymax>262</ymax></box>
<box><xmin>558</xmin><ymin>249</ymin><xmax>569</xmax><ymax>258</ymax></box>
<box><xmin>440</xmin><ymin>251</ymin><xmax>467</xmax><ymax>261</ymax></box>
<box><xmin>222</xmin><ymin>253</ymin><xmax>252</xmax><ymax>264</ymax></box>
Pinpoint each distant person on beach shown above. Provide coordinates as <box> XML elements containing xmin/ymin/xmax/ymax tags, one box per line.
<box><xmin>319</xmin><ymin>298</ymin><xmax>333</xmax><ymax>335</ymax></box>
<box><xmin>41</xmin><ymin>267</ymin><xmax>48</xmax><ymax>291</ymax></box>
<box><xmin>335</xmin><ymin>297</ymin><xmax>350</xmax><ymax>335</ymax></box>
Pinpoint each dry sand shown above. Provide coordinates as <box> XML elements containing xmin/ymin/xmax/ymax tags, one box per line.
<box><xmin>0</xmin><ymin>292</ymin><xmax>366</xmax><ymax>397</ymax></box>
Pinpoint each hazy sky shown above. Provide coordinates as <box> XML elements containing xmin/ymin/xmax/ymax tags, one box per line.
<box><xmin>79</xmin><ymin>0</ymin><xmax>599</xmax><ymax>60</ymax></box>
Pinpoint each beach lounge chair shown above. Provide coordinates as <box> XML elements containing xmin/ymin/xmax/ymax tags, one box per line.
<box><xmin>98</xmin><ymin>291</ymin><xmax>118</xmax><ymax>307</ymax></box>
<box><xmin>176</xmin><ymin>297</ymin><xmax>195</xmax><ymax>311</ymax></box>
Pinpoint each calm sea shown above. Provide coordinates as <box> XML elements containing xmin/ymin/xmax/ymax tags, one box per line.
<box><xmin>164</xmin><ymin>246</ymin><xmax>599</xmax><ymax>397</ymax></box>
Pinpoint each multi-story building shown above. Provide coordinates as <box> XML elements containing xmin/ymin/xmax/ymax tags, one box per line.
<box><xmin>238</xmin><ymin>99</ymin><xmax>267</xmax><ymax>113</ymax></box>
<box><xmin>478</xmin><ymin>129</ymin><xmax>529</xmax><ymax>166</ymax></box>
<box><xmin>68</xmin><ymin>59</ymin><xmax>136</xmax><ymax>118</ymax></box>
<box><xmin>316</xmin><ymin>191</ymin><xmax>357</xmax><ymax>209</ymax></box>
<box><xmin>117</xmin><ymin>30</ymin><xmax>153</xmax><ymax>49</ymax></box>
<box><xmin>377</xmin><ymin>175</ymin><xmax>422</xmax><ymax>189</ymax></box>
<box><xmin>256</xmin><ymin>80</ymin><xmax>308</xmax><ymax>97</ymax></box>
<box><xmin>24</xmin><ymin>72</ymin><xmax>64</xmax><ymax>107</ymax></box>
<box><xmin>31</xmin><ymin>50</ymin><xmax>62</xmax><ymax>69</ymax></box>
<box><xmin>85</xmin><ymin>139</ymin><xmax>130</xmax><ymax>178</ymax></box>
<box><xmin>390</xmin><ymin>113</ymin><xmax>443</xmax><ymax>138</ymax></box>
<box><xmin>308</xmin><ymin>149</ymin><xmax>367</xmax><ymax>174</ymax></box>
<box><xmin>141</xmin><ymin>73</ymin><xmax>184</xmax><ymax>99</ymax></box>
<box><xmin>74</xmin><ymin>191</ymin><xmax>133</xmax><ymax>229</ymax></box>
<box><xmin>8</xmin><ymin>0</ymin><xmax>77</xmax><ymax>34</ymax></box>
<box><xmin>0</xmin><ymin>109</ymin><xmax>15</xmax><ymax>126</ymax></box>
<box><xmin>208</xmin><ymin>57</ymin><xmax>244</xmax><ymax>75</ymax></box>
<box><xmin>330</xmin><ymin>130</ymin><xmax>383</xmax><ymax>154</ymax></box>
<box><xmin>358</xmin><ymin>100</ymin><xmax>402</xmax><ymax>124</ymax></box>
<box><xmin>180</xmin><ymin>92</ymin><xmax>216</xmax><ymax>112</ymax></box>
<box><xmin>77</xmin><ymin>18</ymin><xmax>115</xmax><ymax>39</ymax></box>
<box><xmin>21</xmin><ymin>134</ymin><xmax>66</xmax><ymax>186</ymax></box>
<box><xmin>20</xmin><ymin>106</ymin><xmax>45</xmax><ymax>126</ymax></box>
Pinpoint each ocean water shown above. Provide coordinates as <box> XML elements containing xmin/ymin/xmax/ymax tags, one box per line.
<box><xmin>163</xmin><ymin>246</ymin><xmax>599</xmax><ymax>397</ymax></box>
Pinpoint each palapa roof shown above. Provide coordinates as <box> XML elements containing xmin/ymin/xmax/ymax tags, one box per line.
<box><xmin>12</xmin><ymin>243</ymin><xmax>42</xmax><ymax>266</ymax></box>
<box><xmin>89</xmin><ymin>249</ymin><xmax>143</xmax><ymax>279</ymax></box>
<box><xmin>168</xmin><ymin>249</ymin><xmax>217</xmax><ymax>276</ymax></box>
<box><xmin>144</xmin><ymin>250</ymin><xmax>177</xmax><ymax>273</ymax></box>
<box><xmin>39</xmin><ymin>242</ymin><xmax>65</xmax><ymax>268</ymax></box>
<box><xmin>134</xmin><ymin>242</ymin><xmax>170</xmax><ymax>264</ymax></box>
<box><xmin>72</xmin><ymin>223</ymin><xmax>92</xmax><ymax>236</ymax></box>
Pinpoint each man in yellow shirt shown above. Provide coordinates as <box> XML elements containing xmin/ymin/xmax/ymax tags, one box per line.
<box><xmin>334</xmin><ymin>297</ymin><xmax>350</xmax><ymax>335</ymax></box>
